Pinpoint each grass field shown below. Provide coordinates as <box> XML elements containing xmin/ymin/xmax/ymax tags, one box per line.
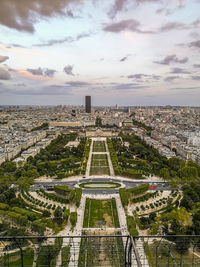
<box><xmin>90</xmin><ymin>154</ymin><xmax>110</xmax><ymax>175</ymax></box>
<box><xmin>79</xmin><ymin>182</ymin><xmax>121</xmax><ymax>189</ymax></box>
<box><xmin>83</xmin><ymin>198</ymin><xmax>120</xmax><ymax>228</ymax></box>
<box><xmin>0</xmin><ymin>248</ymin><xmax>34</xmax><ymax>267</ymax></box>
<box><xmin>92</xmin><ymin>141</ymin><xmax>106</xmax><ymax>152</ymax></box>
<box><xmin>78</xmin><ymin>231</ymin><xmax>125</xmax><ymax>267</ymax></box>
<box><xmin>145</xmin><ymin>240</ymin><xmax>200</xmax><ymax>267</ymax></box>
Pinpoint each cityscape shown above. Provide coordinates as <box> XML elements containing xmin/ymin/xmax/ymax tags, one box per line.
<box><xmin>0</xmin><ymin>0</ymin><xmax>200</xmax><ymax>266</ymax></box>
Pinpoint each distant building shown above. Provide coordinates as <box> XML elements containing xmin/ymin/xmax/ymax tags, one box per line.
<box><xmin>85</xmin><ymin>96</ymin><xmax>91</xmax><ymax>113</ymax></box>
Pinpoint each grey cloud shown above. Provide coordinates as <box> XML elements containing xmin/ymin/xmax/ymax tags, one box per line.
<box><xmin>169</xmin><ymin>86</ymin><xmax>200</xmax><ymax>90</ymax></box>
<box><xmin>170</xmin><ymin>67</ymin><xmax>190</xmax><ymax>74</ymax></box>
<box><xmin>127</xmin><ymin>74</ymin><xmax>147</xmax><ymax>79</ymax></box>
<box><xmin>27</xmin><ymin>67</ymin><xmax>56</xmax><ymax>77</ymax></box>
<box><xmin>35</xmin><ymin>37</ymin><xmax>73</xmax><ymax>47</ymax></box>
<box><xmin>120</xmin><ymin>55</ymin><xmax>131</xmax><ymax>62</ymax></box>
<box><xmin>152</xmin><ymin>75</ymin><xmax>161</xmax><ymax>80</ymax></box>
<box><xmin>127</xmin><ymin>73</ymin><xmax>161</xmax><ymax>80</ymax></box>
<box><xmin>192</xmin><ymin>19</ymin><xmax>200</xmax><ymax>27</ymax></box>
<box><xmin>0</xmin><ymin>68</ymin><xmax>11</xmax><ymax>80</ymax></box>
<box><xmin>65</xmin><ymin>81</ymin><xmax>90</xmax><ymax>87</ymax></box>
<box><xmin>164</xmin><ymin>76</ymin><xmax>179</xmax><ymax>82</ymax></box>
<box><xmin>14</xmin><ymin>83</ymin><xmax>26</xmax><ymax>87</ymax></box>
<box><xmin>191</xmin><ymin>76</ymin><xmax>200</xmax><ymax>80</ymax></box>
<box><xmin>0</xmin><ymin>0</ymin><xmax>79</xmax><ymax>33</ymax></box>
<box><xmin>34</xmin><ymin>32</ymin><xmax>91</xmax><ymax>47</ymax></box>
<box><xmin>111</xmin><ymin>83</ymin><xmax>149</xmax><ymax>90</ymax></box>
<box><xmin>2</xmin><ymin>85</ymin><xmax>72</xmax><ymax>95</ymax></box>
<box><xmin>120</xmin><ymin>57</ymin><xmax>127</xmax><ymax>62</ymax></box>
<box><xmin>44</xmin><ymin>69</ymin><xmax>56</xmax><ymax>78</ymax></box>
<box><xmin>154</xmin><ymin>54</ymin><xmax>188</xmax><ymax>65</ymax></box>
<box><xmin>63</xmin><ymin>65</ymin><xmax>74</xmax><ymax>76</ymax></box>
<box><xmin>108</xmin><ymin>0</ymin><xmax>162</xmax><ymax>18</ymax></box>
<box><xmin>103</xmin><ymin>19</ymin><xmax>154</xmax><ymax>34</ymax></box>
<box><xmin>159</xmin><ymin>22</ymin><xmax>187</xmax><ymax>32</ymax></box>
<box><xmin>193</xmin><ymin>64</ymin><xmax>200</xmax><ymax>68</ymax></box>
<box><xmin>0</xmin><ymin>56</ymin><xmax>9</xmax><ymax>63</ymax></box>
<box><xmin>189</xmin><ymin>40</ymin><xmax>200</xmax><ymax>48</ymax></box>
<box><xmin>108</xmin><ymin>0</ymin><xmax>128</xmax><ymax>19</ymax></box>
<box><xmin>156</xmin><ymin>0</ymin><xmax>185</xmax><ymax>15</ymax></box>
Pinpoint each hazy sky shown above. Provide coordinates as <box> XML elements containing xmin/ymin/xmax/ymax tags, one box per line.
<box><xmin>0</xmin><ymin>0</ymin><xmax>200</xmax><ymax>106</ymax></box>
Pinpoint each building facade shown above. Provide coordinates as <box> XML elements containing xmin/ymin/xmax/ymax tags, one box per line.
<box><xmin>85</xmin><ymin>95</ymin><xmax>91</xmax><ymax>113</ymax></box>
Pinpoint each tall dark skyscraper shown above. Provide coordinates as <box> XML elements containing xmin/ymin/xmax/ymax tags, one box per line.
<box><xmin>85</xmin><ymin>95</ymin><xmax>91</xmax><ymax>113</ymax></box>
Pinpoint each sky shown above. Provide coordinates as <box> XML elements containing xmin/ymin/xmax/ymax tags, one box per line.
<box><xmin>0</xmin><ymin>0</ymin><xmax>200</xmax><ymax>106</ymax></box>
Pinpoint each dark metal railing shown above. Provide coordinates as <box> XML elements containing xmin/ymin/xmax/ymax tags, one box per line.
<box><xmin>0</xmin><ymin>235</ymin><xmax>200</xmax><ymax>266</ymax></box>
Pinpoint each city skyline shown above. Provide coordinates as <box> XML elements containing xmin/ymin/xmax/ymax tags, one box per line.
<box><xmin>0</xmin><ymin>0</ymin><xmax>200</xmax><ymax>106</ymax></box>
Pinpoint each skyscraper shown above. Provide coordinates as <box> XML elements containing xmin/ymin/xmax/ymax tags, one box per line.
<box><xmin>85</xmin><ymin>96</ymin><xmax>91</xmax><ymax>113</ymax></box>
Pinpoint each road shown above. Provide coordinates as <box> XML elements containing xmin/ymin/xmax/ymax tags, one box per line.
<box><xmin>32</xmin><ymin>178</ymin><xmax>172</xmax><ymax>192</ymax></box>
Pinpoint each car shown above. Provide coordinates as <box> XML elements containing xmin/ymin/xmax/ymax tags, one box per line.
<box><xmin>83</xmin><ymin>176</ymin><xmax>86</xmax><ymax>178</ymax></box>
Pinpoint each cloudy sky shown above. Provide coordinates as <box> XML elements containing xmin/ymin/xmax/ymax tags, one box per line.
<box><xmin>0</xmin><ymin>0</ymin><xmax>200</xmax><ymax>106</ymax></box>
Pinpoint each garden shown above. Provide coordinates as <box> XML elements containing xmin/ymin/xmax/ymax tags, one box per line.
<box><xmin>89</xmin><ymin>154</ymin><xmax>110</xmax><ymax>175</ymax></box>
<box><xmin>83</xmin><ymin>198</ymin><xmax>120</xmax><ymax>228</ymax></box>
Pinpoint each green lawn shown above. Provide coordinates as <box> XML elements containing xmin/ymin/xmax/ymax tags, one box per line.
<box><xmin>83</xmin><ymin>198</ymin><xmax>120</xmax><ymax>228</ymax></box>
<box><xmin>0</xmin><ymin>248</ymin><xmax>34</xmax><ymax>267</ymax></box>
<box><xmin>79</xmin><ymin>182</ymin><xmax>121</xmax><ymax>189</ymax></box>
<box><xmin>90</xmin><ymin>154</ymin><xmax>110</xmax><ymax>175</ymax></box>
<box><xmin>145</xmin><ymin>240</ymin><xmax>200</xmax><ymax>267</ymax></box>
<box><xmin>78</xmin><ymin>231</ymin><xmax>125</xmax><ymax>267</ymax></box>
<box><xmin>92</xmin><ymin>141</ymin><xmax>106</xmax><ymax>152</ymax></box>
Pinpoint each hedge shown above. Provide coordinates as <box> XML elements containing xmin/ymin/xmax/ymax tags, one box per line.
<box><xmin>70</xmin><ymin>212</ymin><xmax>77</xmax><ymax>228</ymax></box>
<box><xmin>54</xmin><ymin>185</ymin><xmax>71</xmax><ymax>196</ymax></box>
<box><xmin>127</xmin><ymin>184</ymin><xmax>149</xmax><ymax>196</ymax></box>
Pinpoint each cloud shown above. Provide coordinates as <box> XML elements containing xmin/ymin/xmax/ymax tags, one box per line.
<box><xmin>1</xmin><ymin>84</ymin><xmax>72</xmax><ymax>95</ymax></box>
<box><xmin>63</xmin><ymin>65</ymin><xmax>74</xmax><ymax>76</ymax></box>
<box><xmin>0</xmin><ymin>68</ymin><xmax>11</xmax><ymax>80</ymax></box>
<box><xmin>35</xmin><ymin>37</ymin><xmax>73</xmax><ymax>47</ymax></box>
<box><xmin>189</xmin><ymin>40</ymin><xmax>200</xmax><ymax>48</ymax></box>
<box><xmin>169</xmin><ymin>86</ymin><xmax>200</xmax><ymax>90</ymax></box>
<box><xmin>170</xmin><ymin>67</ymin><xmax>190</xmax><ymax>74</ymax></box>
<box><xmin>34</xmin><ymin>32</ymin><xmax>91</xmax><ymax>47</ymax></box>
<box><xmin>103</xmin><ymin>19</ymin><xmax>154</xmax><ymax>34</ymax></box>
<box><xmin>154</xmin><ymin>54</ymin><xmax>188</xmax><ymax>65</ymax></box>
<box><xmin>110</xmin><ymin>82</ymin><xmax>149</xmax><ymax>90</ymax></box>
<box><xmin>108</xmin><ymin>0</ymin><xmax>128</xmax><ymax>19</ymax></box>
<box><xmin>193</xmin><ymin>64</ymin><xmax>200</xmax><ymax>68</ymax></box>
<box><xmin>164</xmin><ymin>76</ymin><xmax>179</xmax><ymax>82</ymax></box>
<box><xmin>159</xmin><ymin>22</ymin><xmax>187</xmax><ymax>32</ymax></box>
<box><xmin>0</xmin><ymin>56</ymin><xmax>9</xmax><ymax>63</ymax></box>
<box><xmin>65</xmin><ymin>81</ymin><xmax>90</xmax><ymax>87</ymax></box>
<box><xmin>127</xmin><ymin>73</ymin><xmax>147</xmax><ymax>79</ymax></box>
<box><xmin>27</xmin><ymin>67</ymin><xmax>56</xmax><ymax>77</ymax></box>
<box><xmin>191</xmin><ymin>76</ymin><xmax>200</xmax><ymax>80</ymax></box>
<box><xmin>119</xmin><ymin>54</ymin><xmax>131</xmax><ymax>62</ymax></box>
<box><xmin>156</xmin><ymin>0</ymin><xmax>186</xmax><ymax>15</ymax></box>
<box><xmin>14</xmin><ymin>83</ymin><xmax>26</xmax><ymax>87</ymax></box>
<box><xmin>127</xmin><ymin>73</ymin><xmax>161</xmax><ymax>80</ymax></box>
<box><xmin>0</xmin><ymin>0</ymin><xmax>79</xmax><ymax>33</ymax></box>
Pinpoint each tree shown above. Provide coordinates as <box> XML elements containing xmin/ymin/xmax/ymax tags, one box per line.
<box><xmin>17</xmin><ymin>176</ymin><xmax>33</xmax><ymax>190</ymax></box>
<box><xmin>179</xmin><ymin>166</ymin><xmax>198</xmax><ymax>179</ymax></box>
<box><xmin>159</xmin><ymin>168</ymin><xmax>170</xmax><ymax>180</ymax></box>
<box><xmin>54</xmin><ymin>206</ymin><xmax>63</xmax><ymax>219</ymax></box>
<box><xmin>168</xmin><ymin>157</ymin><xmax>185</xmax><ymax>172</ymax></box>
<box><xmin>3</xmin><ymin>161</ymin><xmax>16</xmax><ymax>173</ymax></box>
<box><xmin>63</xmin><ymin>209</ymin><xmax>70</xmax><ymax>222</ymax></box>
<box><xmin>70</xmin><ymin>212</ymin><xmax>77</xmax><ymax>228</ymax></box>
